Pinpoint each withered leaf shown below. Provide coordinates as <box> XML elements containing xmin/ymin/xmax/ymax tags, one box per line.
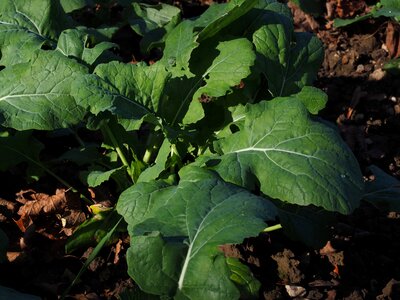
<box><xmin>17</xmin><ymin>189</ymin><xmax>68</xmax><ymax>216</ymax></box>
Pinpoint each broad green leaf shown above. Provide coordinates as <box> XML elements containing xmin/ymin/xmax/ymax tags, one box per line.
<box><xmin>60</xmin><ymin>0</ymin><xmax>94</xmax><ymax>13</ymax></box>
<box><xmin>183</xmin><ymin>38</ymin><xmax>256</xmax><ymax>124</ymax></box>
<box><xmin>117</xmin><ymin>167</ymin><xmax>276</xmax><ymax>299</ymax></box>
<box><xmin>0</xmin><ymin>131</ymin><xmax>43</xmax><ymax>171</ymax></box>
<box><xmin>0</xmin><ymin>51</ymin><xmax>88</xmax><ymax>130</ymax></box>
<box><xmin>0</xmin><ymin>0</ymin><xmax>70</xmax><ymax>40</ymax></box>
<box><xmin>94</xmin><ymin>61</ymin><xmax>169</xmax><ymax>115</ymax></box>
<box><xmin>161</xmin><ymin>21</ymin><xmax>199</xmax><ymax>78</ymax></box>
<box><xmin>226</xmin><ymin>257</ymin><xmax>261</xmax><ymax>299</ymax></box>
<box><xmin>0</xmin><ymin>25</ymin><xmax>46</xmax><ymax>66</ymax></box>
<box><xmin>384</xmin><ymin>58</ymin><xmax>400</xmax><ymax>75</ymax></box>
<box><xmin>85</xmin><ymin>166</ymin><xmax>126</xmax><ymax>187</ymax></box>
<box><xmin>57</xmin><ymin>145</ymin><xmax>102</xmax><ymax>166</ymax></box>
<box><xmin>71</xmin><ymin>73</ymin><xmax>155</xmax><ymax>130</ymax></box>
<box><xmin>195</xmin><ymin>0</ymin><xmax>259</xmax><ymax>41</ymax></box>
<box><xmin>56</xmin><ymin>28</ymin><xmax>117</xmax><ymax>66</ymax></box>
<box><xmin>363</xmin><ymin>165</ymin><xmax>400</xmax><ymax>212</ymax></box>
<box><xmin>211</xmin><ymin>98</ymin><xmax>364</xmax><ymax>214</ymax></box>
<box><xmin>253</xmin><ymin>18</ymin><xmax>324</xmax><ymax>96</ymax></box>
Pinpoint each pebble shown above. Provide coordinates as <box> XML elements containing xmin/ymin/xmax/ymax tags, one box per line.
<box><xmin>369</xmin><ymin>68</ymin><xmax>386</xmax><ymax>81</ymax></box>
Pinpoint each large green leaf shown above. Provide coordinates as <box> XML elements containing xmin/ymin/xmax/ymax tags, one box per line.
<box><xmin>0</xmin><ymin>51</ymin><xmax>88</xmax><ymax>130</ymax></box>
<box><xmin>94</xmin><ymin>61</ymin><xmax>169</xmax><ymax>116</ymax></box>
<box><xmin>0</xmin><ymin>0</ymin><xmax>70</xmax><ymax>40</ymax></box>
<box><xmin>210</xmin><ymin>98</ymin><xmax>364</xmax><ymax>214</ymax></box>
<box><xmin>117</xmin><ymin>167</ymin><xmax>276</xmax><ymax>299</ymax></box>
<box><xmin>253</xmin><ymin>15</ymin><xmax>323</xmax><ymax>96</ymax></box>
<box><xmin>0</xmin><ymin>24</ymin><xmax>46</xmax><ymax>66</ymax></box>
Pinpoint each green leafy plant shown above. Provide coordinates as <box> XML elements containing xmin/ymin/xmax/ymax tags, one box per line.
<box><xmin>334</xmin><ymin>0</ymin><xmax>400</xmax><ymax>27</ymax></box>
<box><xmin>0</xmin><ymin>0</ymin><xmax>365</xmax><ymax>298</ymax></box>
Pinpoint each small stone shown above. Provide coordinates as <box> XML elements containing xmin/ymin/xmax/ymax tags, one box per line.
<box><xmin>369</xmin><ymin>68</ymin><xmax>386</xmax><ymax>81</ymax></box>
<box><xmin>356</xmin><ymin>64</ymin><xmax>365</xmax><ymax>73</ymax></box>
<box><xmin>285</xmin><ymin>285</ymin><xmax>306</xmax><ymax>298</ymax></box>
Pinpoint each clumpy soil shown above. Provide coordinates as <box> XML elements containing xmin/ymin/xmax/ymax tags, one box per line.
<box><xmin>1</xmin><ymin>1</ymin><xmax>400</xmax><ymax>299</ymax></box>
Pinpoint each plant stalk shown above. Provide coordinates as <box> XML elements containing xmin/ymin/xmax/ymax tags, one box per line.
<box><xmin>102</xmin><ymin>124</ymin><xmax>135</xmax><ymax>182</ymax></box>
<box><xmin>262</xmin><ymin>224</ymin><xmax>282</xmax><ymax>232</ymax></box>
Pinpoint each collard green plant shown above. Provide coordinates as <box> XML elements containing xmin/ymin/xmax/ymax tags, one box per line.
<box><xmin>0</xmin><ymin>0</ymin><xmax>365</xmax><ymax>298</ymax></box>
<box><xmin>334</xmin><ymin>0</ymin><xmax>400</xmax><ymax>27</ymax></box>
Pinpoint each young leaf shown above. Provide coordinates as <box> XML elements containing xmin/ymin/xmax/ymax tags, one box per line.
<box><xmin>84</xmin><ymin>166</ymin><xmax>126</xmax><ymax>187</ymax></box>
<box><xmin>60</xmin><ymin>0</ymin><xmax>94</xmax><ymax>13</ymax></box>
<box><xmin>127</xmin><ymin>2</ymin><xmax>180</xmax><ymax>37</ymax></box>
<box><xmin>363</xmin><ymin>165</ymin><xmax>400</xmax><ymax>212</ymax></box>
<box><xmin>284</xmin><ymin>86</ymin><xmax>328</xmax><ymax>115</ymax></box>
<box><xmin>117</xmin><ymin>167</ymin><xmax>276</xmax><ymax>299</ymax></box>
<box><xmin>195</xmin><ymin>0</ymin><xmax>259</xmax><ymax>42</ymax></box>
<box><xmin>211</xmin><ymin>98</ymin><xmax>364</xmax><ymax>214</ymax></box>
<box><xmin>183</xmin><ymin>38</ymin><xmax>256</xmax><ymax>124</ymax></box>
<box><xmin>0</xmin><ymin>51</ymin><xmax>88</xmax><ymax>130</ymax></box>
<box><xmin>160</xmin><ymin>21</ymin><xmax>199</xmax><ymax>78</ymax></box>
<box><xmin>253</xmin><ymin>15</ymin><xmax>323</xmax><ymax>96</ymax></box>
<box><xmin>56</xmin><ymin>28</ymin><xmax>117</xmax><ymax>66</ymax></box>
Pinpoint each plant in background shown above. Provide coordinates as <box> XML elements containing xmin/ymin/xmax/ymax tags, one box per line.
<box><xmin>334</xmin><ymin>0</ymin><xmax>400</xmax><ymax>27</ymax></box>
<box><xmin>0</xmin><ymin>0</ymin><xmax>366</xmax><ymax>298</ymax></box>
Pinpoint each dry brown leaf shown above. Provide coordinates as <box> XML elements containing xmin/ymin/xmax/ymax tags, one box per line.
<box><xmin>385</xmin><ymin>22</ymin><xmax>400</xmax><ymax>58</ymax></box>
<box><xmin>17</xmin><ymin>189</ymin><xmax>68</xmax><ymax>217</ymax></box>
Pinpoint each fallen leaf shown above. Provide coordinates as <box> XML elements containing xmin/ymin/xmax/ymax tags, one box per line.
<box><xmin>17</xmin><ymin>189</ymin><xmax>68</xmax><ymax>216</ymax></box>
<box><xmin>386</xmin><ymin>22</ymin><xmax>400</xmax><ymax>58</ymax></box>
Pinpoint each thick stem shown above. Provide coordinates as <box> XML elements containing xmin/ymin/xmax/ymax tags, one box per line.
<box><xmin>102</xmin><ymin>124</ymin><xmax>135</xmax><ymax>182</ymax></box>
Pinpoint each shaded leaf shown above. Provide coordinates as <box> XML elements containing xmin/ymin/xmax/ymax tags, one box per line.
<box><xmin>85</xmin><ymin>166</ymin><xmax>126</xmax><ymax>187</ymax></box>
<box><xmin>56</xmin><ymin>28</ymin><xmax>117</xmax><ymax>66</ymax></box>
<box><xmin>161</xmin><ymin>21</ymin><xmax>199</xmax><ymax>78</ymax></box>
<box><xmin>226</xmin><ymin>257</ymin><xmax>261</xmax><ymax>299</ymax></box>
<box><xmin>0</xmin><ymin>131</ymin><xmax>43</xmax><ymax>171</ymax></box>
<box><xmin>183</xmin><ymin>38</ymin><xmax>256</xmax><ymax>124</ymax></box>
<box><xmin>253</xmin><ymin>17</ymin><xmax>324</xmax><ymax>96</ymax></box>
<box><xmin>363</xmin><ymin>165</ymin><xmax>400</xmax><ymax>212</ymax></box>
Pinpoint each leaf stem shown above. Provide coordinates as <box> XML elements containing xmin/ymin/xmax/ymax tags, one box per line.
<box><xmin>262</xmin><ymin>224</ymin><xmax>282</xmax><ymax>232</ymax></box>
<box><xmin>101</xmin><ymin>124</ymin><xmax>134</xmax><ymax>182</ymax></box>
